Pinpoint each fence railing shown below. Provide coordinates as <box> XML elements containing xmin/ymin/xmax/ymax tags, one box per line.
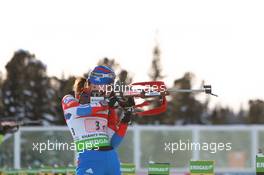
<box><xmin>1</xmin><ymin>125</ymin><xmax>263</xmax><ymax>173</ymax></box>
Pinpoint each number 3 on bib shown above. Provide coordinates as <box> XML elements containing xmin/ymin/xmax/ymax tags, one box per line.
<box><xmin>84</xmin><ymin>118</ymin><xmax>107</xmax><ymax>132</ymax></box>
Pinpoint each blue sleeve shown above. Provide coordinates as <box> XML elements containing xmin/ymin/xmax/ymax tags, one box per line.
<box><xmin>111</xmin><ymin>133</ymin><xmax>124</xmax><ymax>149</ymax></box>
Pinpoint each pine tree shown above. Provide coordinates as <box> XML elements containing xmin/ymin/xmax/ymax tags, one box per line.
<box><xmin>135</xmin><ymin>44</ymin><xmax>165</xmax><ymax>124</ymax></box>
<box><xmin>167</xmin><ymin>72</ymin><xmax>207</xmax><ymax>124</ymax></box>
<box><xmin>50</xmin><ymin>75</ymin><xmax>75</xmax><ymax>125</ymax></box>
<box><xmin>2</xmin><ymin>50</ymin><xmax>56</xmax><ymax>124</ymax></box>
<box><xmin>149</xmin><ymin>44</ymin><xmax>164</xmax><ymax>81</ymax></box>
<box><xmin>97</xmin><ymin>57</ymin><xmax>120</xmax><ymax>70</ymax></box>
<box><xmin>247</xmin><ymin>99</ymin><xmax>264</xmax><ymax>124</ymax></box>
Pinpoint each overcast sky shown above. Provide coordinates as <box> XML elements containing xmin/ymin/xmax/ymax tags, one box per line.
<box><xmin>0</xmin><ymin>0</ymin><xmax>264</xmax><ymax>111</ymax></box>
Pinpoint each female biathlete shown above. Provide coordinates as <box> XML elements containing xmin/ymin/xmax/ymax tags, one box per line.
<box><xmin>62</xmin><ymin>65</ymin><xmax>132</xmax><ymax>175</ymax></box>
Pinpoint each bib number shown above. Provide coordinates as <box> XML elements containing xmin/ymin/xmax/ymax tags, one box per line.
<box><xmin>84</xmin><ymin>118</ymin><xmax>107</xmax><ymax>133</ymax></box>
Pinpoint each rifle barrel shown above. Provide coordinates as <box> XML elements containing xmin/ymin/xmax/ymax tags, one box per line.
<box><xmin>167</xmin><ymin>88</ymin><xmax>205</xmax><ymax>93</ymax></box>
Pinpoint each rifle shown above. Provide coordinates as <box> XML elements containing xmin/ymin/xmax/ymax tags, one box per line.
<box><xmin>0</xmin><ymin>117</ymin><xmax>41</xmax><ymax>126</ymax></box>
<box><xmin>108</xmin><ymin>81</ymin><xmax>217</xmax><ymax>116</ymax></box>
<box><xmin>0</xmin><ymin>118</ymin><xmax>41</xmax><ymax>144</ymax></box>
<box><xmin>0</xmin><ymin>117</ymin><xmax>42</xmax><ymax>134</ymax></box>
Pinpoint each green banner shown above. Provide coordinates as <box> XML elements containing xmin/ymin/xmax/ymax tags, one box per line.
<box><xmin>121</xmin><ymin>163</ymin><xmax>135</xmax><ymax>175</ymax></box>
<box><xmin>24</xmin><ymin>169</ymin><xmax>40</xmax><ymax>175</ymax></box>
<box><xmin>148</xmin><ymin>163</ymin><xmax>170</xmax><ymax>175</ymax></box>
<box><xmin>53</xmin><ymin>168</ymin><xmax>67</xmax><ymax>175</ymax></box>
<box><xmin>75</xmin><ymin>137</ymin><xmax>110</xmax><ymax>152</ymax></box>
<box><xmin>66</xmin><ymin>168</ymin><xmax>75</xmax><ymax>175</ymax></box>
<box><xmin>256</xmin><ymin>156</ymin><xmax>264</xmax><ymax>172</ymax></box>
<box><xmin>190</xmin><ymin>160</ymin><xmax>214</xmax><ymax>174</ymax></box>
<box><xmin>18</xmin><ymin>169</ymin><xmax>33</xmax><ymax>175</ymax></box>
<box><xmin>39</xmin><ymin>167</ymin><xmax>53</xmax><ymax>173</ymax></box>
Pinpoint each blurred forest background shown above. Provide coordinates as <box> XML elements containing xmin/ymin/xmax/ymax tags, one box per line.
<box><xmin>0</xmin><ymin>47</ymin><xmax>263</xmax><ymax>126</ymax></box>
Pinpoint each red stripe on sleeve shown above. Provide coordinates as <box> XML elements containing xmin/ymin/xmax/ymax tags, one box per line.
<box><xmin>61</xmin><ymin>95</ymin><xmax>79</xmax><ymax>110</ymax></box>
<box><xmin>108</xmin><ymin>108</ymin><xmax>118</xmax><ymax>132</ymax></box>
<box><xmin>117</xmin><ymin>123</ymin><xmax>128</xmax><ymax>137</ymax></box>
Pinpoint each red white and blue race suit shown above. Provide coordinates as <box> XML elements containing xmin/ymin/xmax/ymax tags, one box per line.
<box><xmin>62</xmin><ymin>95</ymin><xmax>128</xmax><ymax>175</ymax></box>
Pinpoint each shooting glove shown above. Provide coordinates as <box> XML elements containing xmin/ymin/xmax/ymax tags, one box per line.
<box><xmin>121</xmin><ymin>96</ymin><xmax>135</xmax><ymax>108</ymax></box>
<box><xmin>108</xmin><ymin>96</ymin><xmax>119</xmax><ymax>108</ymax></box>
<box><xmin>121</xmin><ymin>107</ymin><xmax>134</xmax><ymax>124</ymax></box>
<box><xmin>107</xmin><ymin>90</ymin><xmax>136</xmax><ymax>108</ymax></box>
